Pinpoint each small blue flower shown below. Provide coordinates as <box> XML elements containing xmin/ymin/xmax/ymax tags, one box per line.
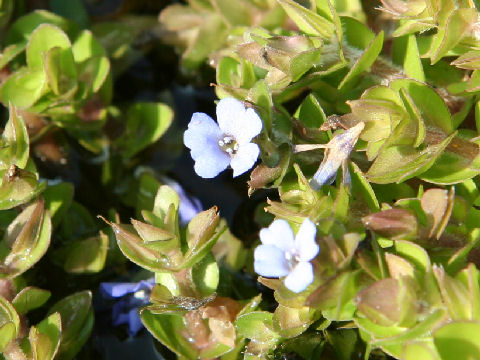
<box><xmin>184</xmin><ymin>98</ymin><xmax>263</xmax><ymax>178</ymax></box>
<box><xmin>100</xmin><ymin>278</ymin><xmax>154</xmax><ymax>336</ymax></box>
<box><xmin>254</xmin><ymin>218</ymin><xmax>319</xmax><ymax>293</ymax></box>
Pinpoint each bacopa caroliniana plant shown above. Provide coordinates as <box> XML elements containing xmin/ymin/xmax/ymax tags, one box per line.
<box><xmin>3</xmin><ymin>0</ymin><xmax>480</xmax><ymax>359</ymax></box>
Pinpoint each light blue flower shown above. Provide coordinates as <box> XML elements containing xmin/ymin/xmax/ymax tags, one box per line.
<box><xmin>254</xmin><ymin>218</ymin><xmax>319</xmax><ymax>293</ymax></box>
<box><xmin>184</xmin><ymin>98</ymin><xmax>263</xmax><ymax>178</ymax></box>
<box><xmin>100</xmin><ymin>278</ymin><xmax>155</xmax><ymax>336</ymax></box>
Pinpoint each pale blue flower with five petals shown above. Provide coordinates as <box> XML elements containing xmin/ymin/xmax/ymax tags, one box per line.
<box><xmin>100</xmin><ymin>278</ymin><xmax>155</xmax><ymax>336</ymax></box>
<box><xmin>184</xmin><ymin>98</ymin><xmax>263</xmax><ymax>178</ymax></box>
<box><xmin>254</xmin><ymin>218</ymin><xmax>319</xmax><ymax>293</ymax></box>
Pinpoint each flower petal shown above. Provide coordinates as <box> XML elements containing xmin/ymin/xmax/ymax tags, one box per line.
<box><xmin>295</xmin><ymin>218</ymin><xmax>319</xmax><ymax>262</ymax></box>
<box><xmin>259</xmin><ymin>219</ymin><xmax>295</xmax><ymax>251</ymax></box>
<box><xmin>284</xmin><ymin>261</ymin><xmax>314</xmax><ymax>293</ymax></box>
<box><xmin>184</xmin><ymin>113</ymin><xmax>231</xmax><ymax>178</ymax></box>
<box><xmin>193</xmin><ymin>151</ymin><xmax>230</xmax><ymax>178</ymax></box>
<box><xmin>230</xmin><ymin>143</ymin><xmax>259</xmax><ymax>177</ymax></box>
<box><xmin>112</xmin><ymin>299</ymin><xmax>127</xmax><ymax>322</ymax></box>
<box><xmin>184</xmin><ymin>112</ymin><xmax>222</xmax><ymax>159</ymax></box>
<box><xmin>254</xmin><ymin>244</ymin><xmax>290</xmax><ymax>277</ymax></box>
<box><xmin>310</xmin><ymin>154</ymin><xmax>340</xmax><ymax>190</ymax></box>
<box><xmin>216</xmin><ymin>98</ymin><xmax>262</xmax><ymax>145</ymax></box>
<box><xmin>238</xmin><ymin>107</ymin><xmax>263</xmax><ymax>144</ymax></box>
<box><xmin>100</xmin><ymin>279</ymin><xmax>154</xmax><ymax>298</ymax></box>
<box><xmin>127</xmin><ymin>308</ymin><xmax>144</xmax><ymax>336</ymax></box>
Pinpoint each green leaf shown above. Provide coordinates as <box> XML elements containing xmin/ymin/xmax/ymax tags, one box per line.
<box><xmin>111</xmin><ymin>222</ymin><xmax>174</xmax><ymax>272</ymax></box>
<box><xmin>118</xmin><ymin>102</ymin><xmax>173</xmax><ymax>158</ymax></box>
<box><xmin>30</xmin><ymin>312</ymin><xmax>62</xmax><ymax>360</ymax></box>
<box><xmin>326</xmin><ymin>329</ymin><xmax>359</xmax><ymax>360</ymax></box>
<box><xmin>63</xmin><ymin>232</ymin><xmax>108</xmax><ymax>273</ymax></box>
<box><xmin>1</xmin><ymin>198</ymin><xmax>51</xmax><ymax>277</ymax></box>
<box><xmin>153</xmin><ymin>185</ymin><xmax>180</xmax><ymax>220</ymax></box>
<box><xmin>247</xmin><ymin>80</ymin><xmax>273</xmax><ymax>133</ymax></box>
<box><xmin>71</xmin><ymin>30</ymin><xmax>105</xmax><ymax>63</ymax></box>
<box><xmin>0</xmin><ymin>105</ymin><xmax>30</xmax><ymax>170</ymax></box>
<box><xmin>134</xmin><ymin>172</ymin><xmax>161</xmax><ymax>218</ymax></box>
<box><xmin>26</xmin><ymin>24</ymin><xmax>71</xmax><ymax>70</ymax></box>
<box><xmin>420</xmin><ymin>188</ymin><xmax>452</xmax><ymax>239</ymax></box>
<box><xmin>0</xmin><ymin>295</ymin><xmax>20</xmax><ymax>336</ymax></box>
<box><xmin>296</xmin><ymin>93</ymin><xmax>327</xmax><ymax>130</ymax></box>
<box><xmin>12</xmin><ymin>286</ymin><xmax>51</xmax><ymax>315</ymax></box>
<box><xmin>452</xmin><ymin>50</ymin><xmax>480</xmax><ymax>70</ymax></box>
<box><xmin>58</xmin><ymin>201</ymin><xmax>96</xmax><ymax>241</ymax></box>
<box><xmin>247</xmin><ymin>144</ymin><xmax>291</xmax><ymax>194</ymax></box>
<box><xmin>141</xmin><ymin>309</ymin><xmax>198</xmax><ymax>359</ymax></box>
<box><xmin>186</xmin><ymin>207</ymin><xmax>219</xmax><ymax>252</ymax></box>
<box><xmin>369</xmin><ymin>309</ymin><xmax>445</xmax><ymax>358</ymax></box>
<box><xmin>341</xmin><ymin>16</ymin><xmax>374</xmax><ymax>49</ymax></box>
<box><xmin>182</xmin><ymin>14</ymin><xmax>228</xmax><ymax>69</ymax></box>
<box><xmin>277</xmin><ymin>0</ymin><xmax>334</xmax><ymax>39</ymax></box>
<box><xmin>403</xmin><ymin>342</ymin><xmax>438</xmax><ymax>360</ymax></box>
<box><xmin>6</xmin><ymin>10</ymin><xmax>77</xmax><ymax>45</ymax></box>
<box><xmin>217</xmin><ymin>56</ymin><xmax>242</xmax><ymax>87</ymax></box>
<box><xmin>390</xmin><ymin>79</ymin><xmax>453</xmax><ymax>134</ymax></box>
<box><xmin>131</xmin><ymin>219</ymin><xmax>176</xmax><ymax>249</ymax></box>
<box><xmin>306</xmin><ymin>271</ymin><xmax>359</xmax><ymax>321</ymax></box>
<box><xmin>338</xmin><ymin>31</ymin><xmax>384</xmax><ymax>91</ymax></box>
<box><xmin>433</xmin><ymin>265</ymin><xmax>472</xmax><ymax>320</ymax></box>
<box><xmin>355</xmin><ymin>277</ymin><xmax>417</xmax><ymax>327</ymax></box>
<box><xmin>76</xmin><ymin>56</ymin><xmax>110</xmax><ymax>96</ymax></box>
<box><xmin>366</xmin><ymin>132</ymin><xmax>456</xmax><ymax>184</ymax></box>
<box><xmin>212</xmin><ymin>0</ymin><xmax>251</xmax><ymax>26</ymax></box>
<box><xmin>43</xmin><ymin>182</ymin><xmax>74</xmax><ymax>228</ymax></box>
<box><xmin>48</xmin><ymin>291</ymin><xmax>93</xmax><ymax>360</ymax></box>
<box><xmin>235</xmin><ymin>311</ymin><xmax>280</xmax><ymax>341</ymax></box>
<box><xmin>350</xmin><ymin>162</ymin><xmax>379</xmax><ymax>212</ymax></box>
<box><xmin>181</xmin><ymin>210</ymin><xmax>224</xmax><ymax>270</ymax></box>
<box><xmin>433</xmin><ymin>321</ymin><xmax>480</xmax><ymax>359</ymax></box>
<box><xmin>456</xmin><ymin>264</ymin><xmax>480</xmax><ymax>321</ymax></box>
<box><xmin>393</xmin><ymin>19</ymin><xmax>434</xmax><ymax>38</ymax></box>
<box><xmin>191</xmin><ymin>252</ymin><xmax>218</xmax><ymax>296</ymax></box>
<box><xmin>44</xmin><ymin>46</ymin><xmax>78</xmax><ymax>97</ymax></box>
<box><xmin>273</xmin><ymin>305</ymin><xmax>315</xmax><ymax>338</ymax></box>
<box><xmin>0</xmin><ymin>43</ymin><xmax>27</xmax><ymax>69</ymax></box>
<box><xmin>420</xmin><ymin>133</ymin><xmax>480</xmax><ymax>184</ymax></box>
<box><xmin>289</xmin><ymin>44</ymin><xmax>322</xmax><ymax>81</ymax></box>
<box><xmin>0</xmin><ymin>69</ymin><xmax>46</xmax><ymax>108</ymax></box>
<box><xmin>355</xmin><ymin>316</ymin><xmax>405</xmax><ymax>340</ymax></box>
<box><xmin>0</xmin><ymin>166</ymin><xmax>46</xmax><ymax>210</ymax></box>
<box><xmin>424</xmin><ymin>8</ymin><xmax>477</xmax><ymax>64</ymax></box>
<box><xmin>0</xmin><ymin>322</ymin><xmax>16</xmax><ymax>352</ymax></box>
<box><xmin>398</xmin><ymin>88</ymin><xmax>425</xmax><ymax>147</ymax></box>
<box><xmin>392</xmin><ymin>35</ymin><xmax>425</xmax><ymax>82</ymax></box>
<box><xmin>394</xmin><ymin>240</ymin><xmax>431</xmax><ymax>275</ymax></box>
<box><xmin>0</xmin><ymin>0</ymin><xmax>13</xmax><ymax>28</ymax></box>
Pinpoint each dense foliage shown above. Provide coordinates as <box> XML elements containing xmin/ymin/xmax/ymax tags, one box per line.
<box><xmin>1</xmin><ymin>0</ymin><xmax>480</xmax><ymax>359</ymax></box>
